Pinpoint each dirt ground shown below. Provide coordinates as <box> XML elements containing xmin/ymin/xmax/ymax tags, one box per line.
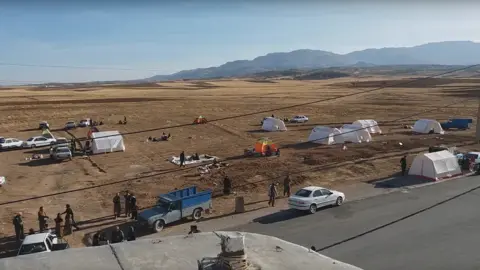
<box><xmin>0</xmin><ymin>77</ymin><xmax>479</xmax><ymax>254</ymax></box>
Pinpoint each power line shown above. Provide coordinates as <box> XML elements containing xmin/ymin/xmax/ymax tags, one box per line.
<box><xmin>0</xmin><ymin>62</ymin><xmax>165</xmax><ymax>72</ymax></box>
<box><xmin>70</xmin><ymin>63</ymin><xmax>480</xmax><ymax>143</ymax></box>
<box><xmin>0</xmin><ymin>93</ymin><xmax>475</xmax><ymax>206</ymax></box>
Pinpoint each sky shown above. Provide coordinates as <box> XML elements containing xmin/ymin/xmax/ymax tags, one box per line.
<box><xmin>1</xmin><ymin>1</ymin><xmax>480</xmax><ymax>83</ymax></box>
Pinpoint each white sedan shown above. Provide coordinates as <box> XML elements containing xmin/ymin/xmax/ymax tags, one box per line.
<box><xmin>288</xmin><ymin>186</ymin><xmax>345</xmax><ymax>214</ymax></box>
<box><xmin>23</xmin><ymin>136</ymin><xmax>56</xmax><ymax>148</ymax></box>
<box><xmin>290</xmin><ymin>115</ymin><xmax>309</xmax><ymax>123</ymax></box>
<box><xmin>0</xmin><ymin>138</ymin><xmax>24</xmax><ymax>150</ymax></box>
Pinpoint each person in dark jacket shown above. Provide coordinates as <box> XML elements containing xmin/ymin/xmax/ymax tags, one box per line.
<box><xmin>111</xmin><ymin>226</ymin><xmax>124</xmax><ymax>243</ymax></box>
<box><xmin>113</xmin><ymin>193</ymin><xmax>121</xmax><ymax>219</ymax></box>
<box><xmin>223</xmin><ymin>175</ymin><xmax>232</xmax><ymax>195</ymax></box>
<box><xmin>400</xmin><ymin>156</ymin><xmax>407</xmax><ymax>176</ymax></box>
<box><xmin>92</xmin><ymin>232</ymin><xmax>100</xmax><ymax>246</ymax></box>
<box><xmin>268</xmin><ymin>182</ymin><xmax>278</xmax><ymax>207</ymax></box>
<box><xmin>131</xmin><ymin>204</ymin><xmax>138</xmax><ymax>220</ymax></box>
<box><xmin>124</xmin><ymin>191</ymin><xmax>131</xmax><ymax>217</ymax></box>
<box><xmin>13</xmin><ymin>212</ymin><xmax>24</xmax><ymax>241</ymax></box>
<box><xmin>127</xmin><ymin>226</ymin><xmax>136</xmax><ymax>241</ymax></box>
<box><xmin>179</xmin><ymin>151</ymin><xmax>186</xmax><ymax>167</ymax></box>
<box><xmin>283</xmin><ymin>174</ymin><xmax>291</xmax><ymax>197</ymax></box>
<box><xmin>54</xmin><ymin>213</ymin><xmax>64</xmax><ymax>237</ymax></box>
<box><xmin>62</xmin><ymin>204</ymin><xmax>79</xmax><ymax>233</ymax></box>
<box><xmin>38</xmin><ymin>206</ymin><xmax>49</xmax><ymax>232</ymax></box>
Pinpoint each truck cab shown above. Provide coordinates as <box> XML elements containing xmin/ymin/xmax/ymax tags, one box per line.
<box><xmin>138</xmin><ymin>186</ymin><xmax>212</xmax><ymax>233</ymax></box>
<box><xmin>17</xmin><ymin>232</ymin><xmax>69</xmax><ymax>256</ymax></box>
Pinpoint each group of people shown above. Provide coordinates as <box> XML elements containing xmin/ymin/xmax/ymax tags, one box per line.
<box><xmin>113</xmin><ymin>191</ymin><xmax>138</xmax><ymax>220</ymax></box>
<box><xmin>12</xmin><ymin>204</ymin><xmax>80</xmax><ymax>242</ymax></box>
<box><xmin>148</xmin><ymin>132</ymin><xmax>171</xmax><ymax>142</ymax></box>
<box><xmin>91</xmin><ymin>225</ymin><xmax>136</xmax><ymax>246</ymax></box>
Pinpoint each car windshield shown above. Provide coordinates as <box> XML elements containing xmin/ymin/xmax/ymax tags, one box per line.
<box><xmin>466</xmin><ymin>154</ymin><xmax>479</xmax><ymax>159</ymax></box>
<box><xmin>57</xmin><ymin>148</ymin><xmax>70</xmax><ymax>153</ymax></box>
<box><xmin>295</xmin><ymin>189</ymin><xmax>312</xmax><ymax>197</ymax></box>
<box><xmin>18</xmin><ymin>243</ymin><xmax>47</xmax><ymax>255</ymax></box>
<box><xmin>156</xmin><ymin>198</ymin><xmax>171</xmax><ymax>208</ymax></box>
<box><xmin>67</xmin><ymin>122</ymin><xmax>75</xmax><ymax>124</ymax></box>
<box><xmin>27</xmin><ymin>138</ymin><xmax>34</xmax><ymax>142</ymax></box>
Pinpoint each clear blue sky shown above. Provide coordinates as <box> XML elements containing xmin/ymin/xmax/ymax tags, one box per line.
<box><xmin>1</xmin><ymin>1</ymin><xmax>479</xmax><ymax>83</ymax></box>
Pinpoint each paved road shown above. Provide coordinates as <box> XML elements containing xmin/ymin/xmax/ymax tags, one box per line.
<box><xmin>231</xmin><ymin>175</ymin><xmax>480</xmax><ymax>270</ymax></box>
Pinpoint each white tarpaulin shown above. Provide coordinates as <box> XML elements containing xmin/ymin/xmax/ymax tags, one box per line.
<box><xmin>409</xmin><ymin>150</ymin><xmax>461</xmax><ymax>181</ymax></box>
<box><xmin>91</xmin><ymin>131</ymin><xmax>125</xmax><ymax>154</ymax></box>
<box><xmin>352</xmin><ymin>119</ymin><xmax>382</xmax><ymax>134</ymax></box>
<box><xmin>262</xmin><ymin>117</ymin><xmax>287</xmax><ymax>132</ymax></box>
<box><xmin>412</xmin><ymin>119</ymin><xmax>444</xmax><ymax>134</ymax></box>
<box><xmin>308</xmin><ymin>126</ymin><xmax>342</xmax><ymax>145</ymax></box>
<box><xmin>169</xmin><ymin>154</ymin><xmax>219</xmax><ymax>166</ymax></box>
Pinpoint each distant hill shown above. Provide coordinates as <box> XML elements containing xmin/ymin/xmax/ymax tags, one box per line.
<box><xmin>146</xmin><ymin>41</ymin><xmax>480</xmax><ymax>81</ymax></box>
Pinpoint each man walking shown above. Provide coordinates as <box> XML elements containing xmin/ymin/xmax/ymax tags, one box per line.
<box><xmin>268</xmin><ymin>182</ymin><xmax>278</xmax><ymax>207</ymax></box>
<box><xmin>13</xmin><ymin>212</ymin><xmax>24</xmax><ymax>242</ymax></box>
<box><xmin>62</xmin><ymin>204</ymin><xmax>80</xmax><ymax>232</ymax></box>
<box><xmin>400</xmin><ymin>155</ymin><xmax>407</xmax><ymax>176</ymax></box>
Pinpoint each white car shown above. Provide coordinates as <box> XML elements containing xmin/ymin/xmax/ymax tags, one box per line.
<box><xmin>23</xmin><ymin>136</ymin><xmax>56</xmax><ymax>148</ymax></box>
<box><xmin>288</xmin><ymin>186</ymin><xmax>345</xmax><ymax>214</ymax></box>
<box><xmin>0</xmin><ymin>138</ymin><xmax>24</xmax><ymax>150</ymax></box>
<box><xmin>290</xmin><ymin>115</ymin><xmax>309</xmax><ymax>123</ymax></box>
<box><xmin>17</xmin><ymin>232</ymin><xmax>69</xmax><ymax>256</ymax></box>
<box><xmin>78</xmin><ymin>119</ymin><xmax>90</xmax><ymax>127</ymax></box>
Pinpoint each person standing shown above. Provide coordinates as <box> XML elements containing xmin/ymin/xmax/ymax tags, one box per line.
<box><xmin>130</xmin><ymin>193</ymin><xmax>138</xmax><ymax>220</ymax></box>
<box><xmin>283</xmin><ymin>174</ymin><xmax>291</xmax><ymax>197</ymax></box>
<box><xmin>400</xmin><ymin>156</ymin><xmax>407</xmax><ymax>176</ymax></box>
<box><xmin>124</xmin><ymin>191</ymin><xmax>131</xmax><ymax>217</ymax></box>
<box><xmin>126</xmin><ymin>226</ymin><xmax>136</xmax><ymax>241</ymax></box>
<box><xmin>54</xmin><ymin>213</ymin><xmax>63</xmax><ymax>237</ymax></box>
<box><xmin>13</xmin><ymin>212</ymin><xmax>24</xmax><ymax>242</ymax></box>
<box><xmin>179</xmin><ymin>151</ymin><xmax>186</xmax><ymax>167</ymax></box>
<box><xmin>268</xmin><ymin>182</ymin><xmax>278</xmax><ymax>207</ymax></box>
<box><xmin>111</xmin><ymin>226</ymin><xmax>124</xmax><ymax>243</ymax></box>
<box><xmin>38</xmin><ymin>206</ymin><xmax>49</xmax><ymax>232</ymax></box>
<box><xmin>223</xmin><ymin>175</ymin><xmax>232</xmax><ymax>195</ymax></box>
<box><xmin>113</xmin><ymin>193</ymin><xmax>121</xmax><ymax>219</ymax></box>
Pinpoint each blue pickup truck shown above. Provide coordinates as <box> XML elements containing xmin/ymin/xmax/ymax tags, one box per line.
<box><xmin>441</xmin><ymin>118</ymin><xmax>473</xmax><ymax>130</ymax></box>
<box><xmin>138</xmin><ymin>186</ymin><xmax>212</xmax><ymax>232</ymax></box>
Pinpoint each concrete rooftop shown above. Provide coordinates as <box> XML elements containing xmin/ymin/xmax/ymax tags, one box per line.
<box><xmin>0</xmin><ymin>232</ymin><xmax>362</xmax><ymax>270</ymax></box>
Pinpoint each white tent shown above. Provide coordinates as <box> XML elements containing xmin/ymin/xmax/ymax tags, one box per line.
<box><xmin>339</xmin><ymin>124</ymin><xmax>372</xmax><ymax>143</ymax></box>
<box><xmin>308</xmin><ymin>126</ymin><xmax>342</xmax><ymax>145</ymax></box>
<box><xmin>412</xmin><ymin>119</ymin><xmax>444</xmax><ymax>134</ymax></box>
<box><xmin>408</xmin><ymin>150</ymin><xmax>461</xmax><ymax>181</ymax></box>
<box><xmin>262</xmin><ymin>117</ymin><xmax>287</xmax><ymax>132</ymax></box>
<box><xmin>352</xmin><ymin>119</ymin><xmax>382</xmax><ymax>134</ymax></box>
<box><xmin>91</xmin><ymin>131</ymin><xmax>125</xmax><ymax>154</ymax></box>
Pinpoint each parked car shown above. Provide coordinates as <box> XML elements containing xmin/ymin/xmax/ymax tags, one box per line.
<box><xmin>64</xmin><ymin>121</ymin><xmax>77</xmax><ymax>130</ymax></box>
<box><xmin>290</xmin><ymin>115</ymin><xmax>309</xmax><ymax>123</ymax></box>
<box><xmin>0</xmin><ymin>138</ymin><xmax>24</xmax><ymax>150</ymax></box>
<box><xmin>78</xmin><ymin>119</ymin><xmax>91</xmax><ymax>127</ymax></box>
<box><xmin>138</xmin><ymin>186</ymin><xmax>212</xmax><ymax>233</ymax></box>
<box><xmin>288</xmin><ymin>186</ymin><xmax>345</xmax><ymax>214</ymax></box>
<box><xmin>49</xmin><ymin>138</ymin><xmax>71</xmax><ymax>155</ymax></box>
<box><xmin>23</xmin><ymin>136</ymin><xmax>56</xmax><ymax>148</ymax></box>
<box><xmin>50</xmin><ymin>147</ymin><xmax>72</xmax><ymax>161</ymax></box>
<box><xmin>17</xmin><ymin>232</ymin><xmax>69</xmax><ymax>256</ymax></box>
<box><xmin>441</xmin><ymin>118</ymin><xmax>473</xmax><ymax>130</ymax></box>
<box><xmin>38</xmin><ymin>121</ymin><xmax>50</xmax><ymax>130</ymax></box>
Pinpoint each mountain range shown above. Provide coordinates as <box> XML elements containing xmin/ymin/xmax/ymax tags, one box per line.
<box><xmin>146</xmin><ymin>41</ymin><xmax>480</xmax><ymax>81</ymax></box>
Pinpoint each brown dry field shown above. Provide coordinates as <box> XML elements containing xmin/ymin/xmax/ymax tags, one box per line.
<box><xmin>0</xmin><ymin>77</ymin><xmax>479</xmax><ymax>253</ymax></box>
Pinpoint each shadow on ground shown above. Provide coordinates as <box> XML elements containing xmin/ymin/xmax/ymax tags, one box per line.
<box><xmin>0</xmin><ymin>236</ymin><xmax>20</xmax><ymax>259</ymax></box>
<box><xmin>365</xmin><ymin>173</ymin><xmax>433</xmax><ymax>189</ymax></box>
<box><xmin>18</xmin><ymin>158</ymin><xmax>59</xmax><ymax>167</ymax></box>
<box><xmin>252</xmin><ymin>206</ymin><xmax>333</xmax><ymax>225</ymax></box>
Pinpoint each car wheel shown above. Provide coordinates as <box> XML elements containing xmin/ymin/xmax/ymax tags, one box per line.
<box><xmin>309</xmin><ymin>204</ymin><xmax>317</xmax><ymax>214</ymax></box>
<box><xmin>153</xmin><ymin>220</ymin><xmax>165</xmax><ymax>233</ymax></box>
<box><xmin>335</xmin><ymin>196</ymin><xmax>343</xmax><ymax>206</ymax></box>
<box><xmin>31</xmin><ymin>144</ymin><xmax>36</xmax><ymax>148</ymax></box>
<box><xmin>192</xmin><ymin>208</ymin><xmax>203</xmax><ymax>221</ymax></box>
<box><xmin>50</xmin><ymin>142</ymin><xmax>55</xmax><ymax>145</ymax></box>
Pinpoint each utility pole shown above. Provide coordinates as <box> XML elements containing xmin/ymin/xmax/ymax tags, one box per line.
<box><xmin>477</xmin><ymin>97</ymin><xmax>480</xmax><ymax>143</ymax></box>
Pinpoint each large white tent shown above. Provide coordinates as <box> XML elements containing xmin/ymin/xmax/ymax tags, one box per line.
<box><xmin>338</xmin><ymin>124</ymin><xmax>372</xmax><ymax>143</ymax></box>
<box><xmin>91</xmin><ymin>131</ymin><xmax>125</xmax><ymax>154</ymax></box>
<box><xmin>308</xmin><ymin>126</ymin><xmax>342</xmax><ymax>145</ymax></box>
<box><xmin>262</xmin><ymin>117</ymin><xmax>287</xmax><ymax>132</ymax></box>
<box><xmin>352</xmin><ymin>119</ymin><xmax>382</xmax><ymax>134</ymax></box>
<box><xmin>412</xmin><ymin>119</ymin><xmax>444</xmax><ymax>134</ymax></box>
<box><xmin>408</xmin><ymin>150</ymin><xmax>461</xmax><ymax>181</ymax></box>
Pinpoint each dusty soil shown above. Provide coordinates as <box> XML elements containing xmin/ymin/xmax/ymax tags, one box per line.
<box><xmin>0</xmin><ymin>77</ymin><xmax>479</xmax><ymax>255</ymax></box>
